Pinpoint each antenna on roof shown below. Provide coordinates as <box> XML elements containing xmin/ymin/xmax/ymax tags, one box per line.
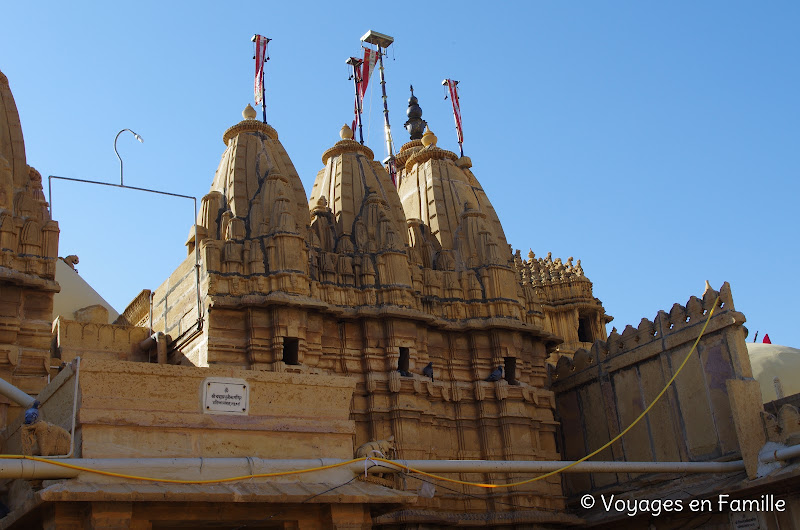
<box><xmin>361</xmin><ymin>30</ymin><xmax>397</xmax><ymax>186</ymax></box>
<box><xmin>252</xmin><ymin>34</ymin><xmax>271</xmax><ymax>124</ymax></box>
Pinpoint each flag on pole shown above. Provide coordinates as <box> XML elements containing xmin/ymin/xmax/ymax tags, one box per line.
<box><xmin>350</xmin><ymin>59</ymin><xmax>362</xmax><ymax>132</ymax></box>
<box><xmin>763</xmin><ymin>333</ymin><xmax>772</xmax><ymax>344</ymax></box>
<box><xmin>254</xmin><ymin>35</ymin><xmax>268</xmax><ymax>105</ymax></box>
<box><xmin>445</xmin><ymin>79</ymin><xmax>464</xmax><ymax>145</ymax></box>
<box><xmin>357</xmin><ymin>47</ymin><xmax>378</xmax><ymax>108</ymax></box>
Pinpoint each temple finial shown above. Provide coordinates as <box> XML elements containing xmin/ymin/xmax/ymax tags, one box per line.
<box><xmin>243</xmin><ymin>104</ymin><xmax>257</xmax><ymax>120</ymax></box>
<box><xmin>404</xmin><ymin>85</ymin><xmax>427</xmax><ymax>140</ymax></box>
<box><xmin>421</xmin><ymin>126</ymin><xmax>437</xmax><ymax>147</ymax></box>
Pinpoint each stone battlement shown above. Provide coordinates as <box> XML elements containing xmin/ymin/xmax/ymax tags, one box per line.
<box><xmin>549</xmin><ymin>282</ymin><xmax>756</xmax><ymax>498</ymax></box>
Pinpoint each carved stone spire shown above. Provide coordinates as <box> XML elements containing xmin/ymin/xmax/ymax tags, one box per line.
<box><xmin>404</xmin><ymin>85</ymin><xmax>427</xmax><ymax>140</ymax></box>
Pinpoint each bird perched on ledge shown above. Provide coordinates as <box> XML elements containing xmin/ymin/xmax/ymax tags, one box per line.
<box><xmin>24</xmin><ymin>400</ymin><xmax>41</xmax><ymax>425</ymax></box>
<box><xmin>485</xmin><ymin>366</ymin><xmax>504</xmax><ymax>382</ymax></box>
<box><xmin>422</xmin><ymin>362</ymin><xmax>434</xmax><ymax>381</ymax></box>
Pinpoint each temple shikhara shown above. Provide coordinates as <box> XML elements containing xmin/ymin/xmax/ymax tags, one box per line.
<box><xmin>1</xmin><ymin>37</ymin><xmax>799</xmax><ymax>529</ymax></box>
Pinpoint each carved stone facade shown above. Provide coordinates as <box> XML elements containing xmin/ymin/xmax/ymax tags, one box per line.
<box><xmin>0</xmin><ymin>70</ymin><xmax>59</xmax><ymax>427</ymax></box>
<box><xmin>137</xmin><ymin>115</ymin><xmax>601</xmax><ymax>524</ymax></box>
<box><xmin>14</xmin><ymin>66</ymin><xmax>797</xmax><ymax>529</ymax></box>
<box><xmin>517</xmin><ymin>250</ymin><xmax>612</xmax><ymax>359</ymax></box>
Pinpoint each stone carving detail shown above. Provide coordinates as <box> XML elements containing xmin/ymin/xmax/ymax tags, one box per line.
<box><xmin>132</xmin><ymin>116</ymin><xmax>617</xmax><ymax>518</ymax></box>
<box><xmin>0</xmin><ymin>70</ymin><xmax>59</xmax><ymax>404</ymax></box>
<box><xmin>355</xmin><ymin>436</ymin><xmax>396</xmax><ymax>458</ymax></box>
<box><xmin>0</xmin><ymin>161</ymin><xmax>59</xmax><ymax>276</ymax></box>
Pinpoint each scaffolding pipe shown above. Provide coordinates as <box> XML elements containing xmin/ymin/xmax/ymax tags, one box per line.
<box><xmin>0</xmin><ymin>379</ymin><xmax>34</xmax><ymax>409</ymax></box>
<box><xmin>761</xmin><ymin>443</ymin><xmax>800</xmax><ymax>464</ymax></box>
<box><xmin>140</xmin><ymin>333</ymin><xmax>167</xmax><ymax>364</ymax></box>
<box><xmin>375</xmin><ymin>459</ymin><xmax>746</xmax><ymax>474</ymax></box>
<box><xmin>0</xmin><ymin>455</ymin><xmax>758</xmax><ymax>481</ymax></box>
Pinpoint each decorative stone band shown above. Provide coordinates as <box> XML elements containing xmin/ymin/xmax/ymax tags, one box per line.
<box><xmin>320</xmin><ymin>139</ymin><xmax>374</xmax><ymax>165</ymax></box>
<box><xmin>404</xmin><ymin>145</ymin><xmax>458</xmax><ymax>171</ymax></box>
<box><xmin>399</xmin><ymin>139</ymin><xmax>423</xmax><ymax>152</ymax></box>
<box><xmin>0</xmin><ymin>263</ymin><xmax>59</xmax><ymax>290</ymax></box>
<box><xmin>222</xmin><ymin>120</ymin><xmax>278</xmax><ymax>145</ymax></box>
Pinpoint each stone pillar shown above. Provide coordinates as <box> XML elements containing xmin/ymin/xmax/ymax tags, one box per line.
<box><xmin>727</xmin><ymin>378</ymin><xmax>767</xmax><ymax>479</ymax></box>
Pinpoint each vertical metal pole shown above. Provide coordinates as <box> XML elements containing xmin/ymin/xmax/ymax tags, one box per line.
<box><xmin>48</xmin><ymin>176</ymin><xmax>53</xmax><ymax>218</ymax></box>
<box><xmin>253</xmin><ymin>35</ymin><xmax>270</xmax><ymax>124</ymax></box>
<box><xmin>193</xmin><ymin>196</ymin><xmax>203</xmax><ymax>331</ymax></box>
<box><xmin>262</xmin><ymin>67</ymin><xmax>267</xmax><ymax>124</ymax></box>
<box><xmin>376</xmin><ymin>45</ymin><xmax>396</xmax><ymax>185</ymax></box>
<box><xmin>350</xmin><ymin>60</ymin><xmax>365</xmax><ymax>144</ymax></box>
<box><xmin>445</xmin><ymin>80</ymin><xmax>465</xmax><ymax>158</ymax></box>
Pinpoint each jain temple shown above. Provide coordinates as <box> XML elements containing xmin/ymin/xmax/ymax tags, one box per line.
<box><xmin>1</xmin><ymin>55</ymin><xmax>800</xmax><ymax>529</ymax></box>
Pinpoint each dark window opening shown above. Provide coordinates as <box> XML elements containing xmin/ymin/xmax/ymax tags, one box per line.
<box><xmin>283</xmin><ymin>338</ymin><xmax>299</xmax><ymax>365</ymax></box>
<box><xmin>398</xmin><ymin>347</ymin><xmax>410</xmax><ymax>373</ymax></box>
<box><xmin>578</xmin><ymin>316</ymin><xmax>593</xmax><ymax>343</ymax></box>
<box><xmin>504</xmin><ymin>357</ymin><xmax>517</xmax><ymax>385</ymax></box>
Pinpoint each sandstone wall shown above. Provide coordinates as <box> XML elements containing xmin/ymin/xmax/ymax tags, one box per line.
<box><xmin>4</xmin><ymin>359</ymin><xmax>357</xmax><ymax>462</ymax></box>
<box><xmin>550</xmin><ymin>282</ymin><xmax>751</xmax><ymax>496</ymax></box>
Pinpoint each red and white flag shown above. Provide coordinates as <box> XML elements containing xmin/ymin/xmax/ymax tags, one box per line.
<box><xmin>445</xmin><ymin>79</ymin><xmax>464</xmax><ymax>145</ymax></box>
<box><xmin>357</xmin><ymin>47</ymin><xmax>378</xmax><ymax>107</ymax></box>
<box><xmin>254</xmin><ymin>35</ymin><xmax>268</xmax><ymax>105</ymax></box>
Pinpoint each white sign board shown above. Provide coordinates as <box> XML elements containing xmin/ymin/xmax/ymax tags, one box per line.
<box><xmin>202</xmin><ymin>378</ymin><xmax>249</xmax><ymax>415</ymax></box>
<box><xmin>730</xmin><ymin>512</ymin><xmax>763</xmax><ymax>530</ymax></box>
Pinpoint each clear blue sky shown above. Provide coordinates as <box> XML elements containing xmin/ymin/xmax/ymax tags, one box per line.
<box><xmin>2</xmin><ymin>1</ymin><xmax>798</xmax><ymax>346</ymax></box>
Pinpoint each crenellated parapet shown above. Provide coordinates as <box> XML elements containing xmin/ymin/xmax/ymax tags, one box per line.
<box><xmin>550</xmin><ymin>282</ymin><xmax>739</xmax><ymax>383</ymax></box>
<box><xmin>549</xmin><ymin>282</ymin><xmax>761</xmax><ymax>496</ymax></box>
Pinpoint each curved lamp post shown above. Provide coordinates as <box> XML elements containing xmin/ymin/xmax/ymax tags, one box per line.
<box><xmin>114</xmin><ymin>128</ymin><xmax>143</xmax><ymax>186</ymax></box>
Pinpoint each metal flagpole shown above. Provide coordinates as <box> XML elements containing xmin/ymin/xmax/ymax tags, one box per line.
<box><xmin>443</xmin><ymin>79</ymin><xmax>464</xmax><ymax>157</ymax></box>
<box><xmin>346</xmin><ymin>56</ymin><xmax>365</xmax><ymax>144</ymax></box>
<box><xmin>252</xmin><ymin>35</ymin><xmax>271</xmax><ymax>124</ymax></box>
<box><xmin>261</xmin><ymin>37</ymin><xmax>270</xmax><ymax>124</ymax></box>
<box><xmin>261</xmin><ymin>61</ymin><xmax>267</xmax><ymax>124</ymax></box>
<box><xmin>361</xmin><ymin>30</ymin><xmax>396</xmax><ymax>186</ymax></box>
